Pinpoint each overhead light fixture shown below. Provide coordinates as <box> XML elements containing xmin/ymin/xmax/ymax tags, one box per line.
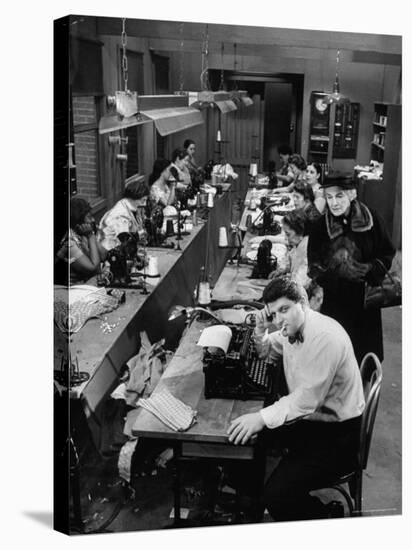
<box><xmin>322</xmin><ymin>50</ymin><xmax>350</xmax><ymax>106</ymax></box>
<box><xmin>99</xmin><ymin>18</ymin><xmax>204</xmax><ymax>135</ymax></box>
<box><xmin>229</xmin><ymin>43</ymin><xmax>253</xmax><ymax>108</ymax></box>
<box><xmin>177</xmin><ymin>25</ymin><xmax>237</xmax><ymax>114</ymax></box>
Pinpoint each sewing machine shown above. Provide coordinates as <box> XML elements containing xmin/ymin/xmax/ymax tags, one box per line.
<box><xmin>106</xmin><ymin>232</ymin><xmax>145</xmax><ymax>288</ymax></box>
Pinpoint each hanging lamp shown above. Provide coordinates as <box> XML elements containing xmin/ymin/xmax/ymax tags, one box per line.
<box><xmin>322</xmin><ymin>50</ymin><xmax>350</xmax><ymax>106</ymax></box>
<box><xmin>230</xmin><ymin>44</ymin><xmax>253</xmax><ymax>107</ymax></box>
<box><xmin>178</xmin><ymin>25</ymin><xmax>237</xmax><ymax>114</ymax></box>
<box><xmin>99</xmin><ymin>18</ymin><xmax>203</xmax><ymax>135</ymax></box>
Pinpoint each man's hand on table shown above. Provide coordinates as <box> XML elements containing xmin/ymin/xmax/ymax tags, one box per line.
<box><xmin>227</xmin><ymin>412</ymin><xmax>265</xmax><ymax>445</ymax></box>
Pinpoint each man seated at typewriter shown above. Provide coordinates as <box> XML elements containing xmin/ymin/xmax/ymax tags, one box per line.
<box><xmin>227</xmin><ymin>275</ymin><xmax>365</xmax><ymax>521</ymax></box>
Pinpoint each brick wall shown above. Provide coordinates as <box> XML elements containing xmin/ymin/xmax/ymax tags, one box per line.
<box><xmin>73</xmin><ymin>96</ymin><xmax>100</xmax><ymax>200</ymax></box>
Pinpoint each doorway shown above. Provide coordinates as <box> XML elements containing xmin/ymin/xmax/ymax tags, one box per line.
<box><xmin>263</xmin><ymin>82</ymin><xmax>293</xmax><ymax>171</ymax></box>
<box><xmin>222</xmin><ymin>72</ymin><xmax>303</xmax><ymax>173</ymax></box>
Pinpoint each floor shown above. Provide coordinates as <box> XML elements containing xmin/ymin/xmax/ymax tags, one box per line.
<box><xmin>70</xmin><ymin>266</ymin><xmax>402</xmax><ymax>534</ymax></box>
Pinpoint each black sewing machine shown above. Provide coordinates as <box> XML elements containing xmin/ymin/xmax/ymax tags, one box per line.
<box><xmin>107</xmin><ymin>232</ymin><xmax>145</xmax><ymax>288</ymax></box>
<box><xmin>144</xmin><ymin>198</ymin><xmax>175</xmax><ymax>248</ymax></box>
<box><xmin>251</xmin><ymin>239</ymin><xmax>277</xmax><ymax>279</ymax></box>
<box><xmin>252</xmin><ymin>197</ymin><xmax>282</xmax><ymax>236</ymax></box>
<box><xmin>203</xmin><ymin>323</ymin><xmax>278</xmax><ymax>401</ymax></box>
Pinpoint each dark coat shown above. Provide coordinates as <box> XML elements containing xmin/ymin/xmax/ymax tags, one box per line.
<box><xmin>307</xmin><ymin>202</ymin><xmax>395</xmax><ymax>362</ymax></box>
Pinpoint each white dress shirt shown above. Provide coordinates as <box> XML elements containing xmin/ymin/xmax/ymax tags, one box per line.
<box><xmin>259</xmin><ymin>309</ymin><xmax>365</xmax><ymax>429</ymax></box>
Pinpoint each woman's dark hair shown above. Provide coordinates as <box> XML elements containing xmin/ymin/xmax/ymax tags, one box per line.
<box><xmin>148</xmin><ymin>159</ymin><xmax>170</xmax><ymax>186</ymax></box>
<box><xmin>282</xmin><ymin>210</ymin><xmax>306</xmax><ymax>236</ymax></box>
<box><xmin>183</xmin><ymin>139</ymin><xmax>195</xmax><ymax>150</ymax></box>
<box><xmin>262</xmin><ymin>275</ymin><xmax>304</xmax><ymax>304</ymax></box>
<box><xmin>277</xmin><ymin>144</ymin><xmax>292</xmax><ymax>156</ymax></box>
<box><xmin>124</xmin><ymin>179</ymin><xmax>149</xmax><ymax>200</ymax></box>
<box><xmin>289</xmin><ymin>154</ymin><xmax>307</xmax><ymax>171</ymax></box>
<box><xmin>307</xmin><ymin>162</ymin><xmax>323</xmax><ymax>184</ymax></box>
<box><xmin>172</xmin><ymin>148</ymin><xmax>188</xmax><ymax>163</ymax></box>
<box><xmin>70</xmin><ymin>197</ymin><xmax>91</xmax><ymax>228</ymax></box>
<box><xmin>294</xmin><ymin>181</ymin><xmax>315</xmax><ymax>202</ymax></box>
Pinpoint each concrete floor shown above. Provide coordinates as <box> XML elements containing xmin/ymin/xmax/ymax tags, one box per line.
<box><xmin>73</xmin><ymin>292</ymin><xmax>402</xmax><ymax>533</ymax></box>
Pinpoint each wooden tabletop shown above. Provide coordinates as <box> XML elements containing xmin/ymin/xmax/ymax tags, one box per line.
<box><xmin>131</xmin><ymin>319</ymin><xmax>263</xmax><ymax>445</ymax></box>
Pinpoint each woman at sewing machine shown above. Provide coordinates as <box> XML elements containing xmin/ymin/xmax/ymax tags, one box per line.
<box><xmin>292</xmin><ymin>182</ymin><xmax>323</xmax><ymax>224</ymax></box>
<box><xmin>272</xmin><ymin>153</ymin><xmax>307</xmax><ymax>194</ymax></box>
<box><xmin>171</xmin><ymin>148</ymin><xmax>191</xmax><ymax>187</ymax></box>
<box><xmin>149</xmin><ymin>159</ymin><xmax>177</xmax><ymax>207</ymax></box>
<box><xmin>305</xmin><ymin>162</ymin><xmax>326</xmax><ymax>215</ymax></box>
<box><xmin>269</xmin><ymin>210</ymin><xmax>310</xmax><ymax>288</ymax></box>
<box><xmin>184</xmin><ymin>138</ymin><xmax>197</xmax><ymax>171</ymax></box>
<box><xmin>275</xmin><ymin>144</ymin><xmax>294</xmax><ymax>188</ymax></box>
<box><xmin>55</xmin><ymin>197</ymin><xmax>107</xmax><ymax>285</ymax></box>
<box><xmin>99</xmin><ymin>176</ymin><xmax>149</xmax><ymax>251</ymax></box>
<box><xmin>183</xmin><ymin>138</ymin><xmax>205</xmax><ymax>188</ymax></box>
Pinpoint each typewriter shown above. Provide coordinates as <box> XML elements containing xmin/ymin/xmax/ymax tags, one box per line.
<box><xmin>203</xmin><ymin>323</ymin><xmax>279</xmax><ymax>401</ymax></box>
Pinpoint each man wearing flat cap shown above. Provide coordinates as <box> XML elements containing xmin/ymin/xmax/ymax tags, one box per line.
<box><xmin>307</xmin><ymin>173</ymin><xmax>395</xmax><ymax>362</ymax></box>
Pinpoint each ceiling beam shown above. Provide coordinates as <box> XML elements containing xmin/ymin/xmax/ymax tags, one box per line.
<box><xmin>148</xmin><ymin>39</ymin><xmax>401</xmax><ymax>65</ymax></box>
<box><xmin>96</xmin><ymin>17</ymin><xmax>401</xmax><ymax>55</ymax></box>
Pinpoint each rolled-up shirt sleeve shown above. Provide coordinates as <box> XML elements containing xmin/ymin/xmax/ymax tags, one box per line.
<box><xmin>260</xmin><ymin>332</ymin><xmax>339</xmax><ymax>429</ymax></box>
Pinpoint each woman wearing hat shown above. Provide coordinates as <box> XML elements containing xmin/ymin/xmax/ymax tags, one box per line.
<box><xmin>307</xmin><ymin>174</ymin><xmax>395</xmax><ymax>362</ymax></box>
<box><xmin>99</xmin><ymin>177</ymin><xmax>149</xmax><ymax>251</ymax></box>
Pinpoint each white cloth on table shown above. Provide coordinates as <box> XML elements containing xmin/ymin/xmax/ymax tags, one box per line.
<box><xmin>138</xmin><ymin>389</ymin><xmax>197</xmax><ymax>431</ymax></box>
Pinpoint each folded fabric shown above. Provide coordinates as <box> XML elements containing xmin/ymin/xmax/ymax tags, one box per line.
<box><xmin>138</xmin><ymin>389</ymin><xmax>197</xmax><ymax>432</ymax></box>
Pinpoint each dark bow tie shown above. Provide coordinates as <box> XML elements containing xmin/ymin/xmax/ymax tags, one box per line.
<box><xmin>288</xmin><ymin>331</ymin><xmax>304</xmax><ymax>345</ymax></box>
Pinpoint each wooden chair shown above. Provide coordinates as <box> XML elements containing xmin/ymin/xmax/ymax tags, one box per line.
<box><xmin>325</xmin><ymin>352</ymin><xmax>383</xmax><ymax>516</ymax></box>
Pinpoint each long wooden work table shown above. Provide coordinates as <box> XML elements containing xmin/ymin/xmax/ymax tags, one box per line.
<box><xmin>129</xmin><ymin>187</ymin><xmax>291</xmax><ymax>524</ymax></box>
<box><xmin>54</xmin><ymin>183</ymin><xmax>244</xmax><ymax>448</ymax></box>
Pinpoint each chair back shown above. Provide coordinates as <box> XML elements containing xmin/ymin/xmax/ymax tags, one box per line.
<box><xmin>359</xmin><ymin>352</ymin><xmax>383</xmax><ymax>470</ymax></box>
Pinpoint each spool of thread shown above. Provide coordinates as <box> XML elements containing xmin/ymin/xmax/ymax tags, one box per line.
<box><xmin>207</xmin><ymin>193</ymin><xmax>214</xmax><ymax>208</ymax></box>
<box><xmin>246</xmin><ymin>214</ymin><xmax>253</xmax><ymax>229</ymax></box>
<box><xmin>249</xmin><ymin>163</ymin><xmax>258</xmax><ymax>177</ymax></box>
<box><xmin>166</xmin><ymin>219</ymin><xmax>174</xmax><ymax>236</ymax></box>
<box><xmin>219</xmin><ymin>227</ymin><xmax>229</xmax><ymax>247</ymax></box>
<box><xmin>198</xmin><ymin>281</ymin><xmax>211</xmax><ymax>305</ymax></box>
<box><xmin>147</xmin><ymin>256</ymin><xmax>159</xmax><ymax>277</ymax></box>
